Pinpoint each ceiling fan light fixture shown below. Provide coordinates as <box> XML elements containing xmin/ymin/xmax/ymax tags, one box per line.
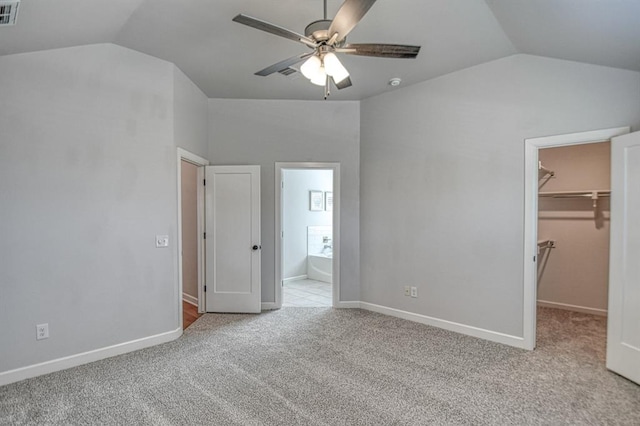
<box><xmin>310</xmin><ymin>65</ymin><xmax>327</xmax><ymax>86</ymax></box>
<box><xmin>300</xmin><ymin>55</ymin><xmax>322</xmax><ymax>80</ymax></box>
<box><xmin>323</xmin><ymin>52</ymin><xmax>349</xmax><ymax>84</ymax></box>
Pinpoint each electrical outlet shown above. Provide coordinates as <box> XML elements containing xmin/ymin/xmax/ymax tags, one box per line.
<box><xmin>36</xmin><ymin>323</ymin><xmax>49</xmax><ymax>340</ymax></box>
<box><xmin>156</xmin><ymin>235</ymin><xmax>169</xmax><ymax>248</ymax></box>
<box><xmin>404</xmin><ymin>286</ymin><xmax>411</xmax><ymax>296</ymax></box>
<box><xmin>410</xmin><ymin>287</ymin><xmax>418</xmax><ymax>298</ymax></box>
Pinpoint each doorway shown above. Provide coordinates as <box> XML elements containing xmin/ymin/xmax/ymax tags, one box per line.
<box><xmin>522</xmin><ymin>127</ymin><xmax>629</xmax><ymax>349</ymax></box>
<box><xmin>535</xmin><ymin>141</ymin><xmax>613</xmax><ymax>365</ymax></box>
<box><xmin>275</xmin><ymin>163</ymin><xmax>340</xmax><ymax>308</ymax></box>
<box><xmin>536</xmin><ymin>142</ymin><xmax>611</xmax><ymax>316</ymax></box>
<box><xmin>177</xmin><ymin>148</ymin><xmax>209</xmax><ymax>329</ymax></box>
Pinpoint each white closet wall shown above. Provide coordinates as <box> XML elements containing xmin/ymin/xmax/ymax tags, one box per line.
<box><xmin>537</xmin><ymin>142</ymin><xmax>610</xmax><ymax>315</ymax></box>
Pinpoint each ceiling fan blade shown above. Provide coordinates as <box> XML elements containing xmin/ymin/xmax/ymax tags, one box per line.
<box><xmin>233</xmin><ymin>14</ymin><xmax>317</xmax><ymax>47</ymax></box>
<box><xmin>336</xmin><ymin>43</ymin><xmax>421</xmax><ymax>58</ymax></box>
<box><xmin>328</xmin><ymin>0</ymin><xmax>377</xmax><ymax>44</ymax></box>
<box><xmin>332</xmin><ymin>75</ymin><xmax>353</xmax><ymax>90</ymax></box>
<box><xmin>255</xmin><ymin>53</ymin><xmax>314</xmax><ymax>76</ymax></box>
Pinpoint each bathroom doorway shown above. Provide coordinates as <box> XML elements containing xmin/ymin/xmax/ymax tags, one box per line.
<box><xmin>275</xmin><ymin>163</ymin><xmax>340</xmax><ymax>308</ymax></box>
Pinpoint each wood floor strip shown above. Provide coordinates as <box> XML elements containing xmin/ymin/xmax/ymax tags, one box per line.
<box><xmin>183</xmin><ymin>301</ymin><xmax>202</xmax><ymax>330</ymax></box>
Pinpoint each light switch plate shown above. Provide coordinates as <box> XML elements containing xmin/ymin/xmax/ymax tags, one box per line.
<box><xmin>156</xmin><ymin>235</ymin><xmax>169</xmax><ymax>248</ymax></box>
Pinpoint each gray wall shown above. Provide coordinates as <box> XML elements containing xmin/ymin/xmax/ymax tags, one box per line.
<box><xmin>208</xmin><ymin>99</ymin><xmax>360</xmax><ymax>302</ymax></box>
<box><xmin>283</xmin><ymin>169</ymin><xmax>333</xmax><ymax>279</ymax></box>
<box><xmin>0</xmin><ymin>43</ymin><xmax>209</xmax><ymax>375</ymax></box>
<box><xmin>174</xmin><ymin>67</ymin><xmax>209</xmax><ymax>159</ymax></box>
<box><xmin>360</xmin><ymin>54</ymin><xmax>640</xmax><ymax>337</ymax></box>
<box><xmin>538</xmin><ymin>142</ymin><xmax>611</xmax><ymax>313</ymax></box>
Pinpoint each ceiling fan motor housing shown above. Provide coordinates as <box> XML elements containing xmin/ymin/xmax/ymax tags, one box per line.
<box><xmin>305</xmin><ymin>19</ymin><xmax>340</xmax><ymax>44</ymax></box>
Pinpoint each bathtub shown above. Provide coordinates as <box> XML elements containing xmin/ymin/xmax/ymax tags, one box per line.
<box><xmin>307</xmin><ymin>253</ymin><xmax>333</xmax><ymax>283</ymax></box>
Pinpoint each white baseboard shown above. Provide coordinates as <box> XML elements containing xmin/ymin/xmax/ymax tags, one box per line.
<box><xmin>359</xmin><ymin>302</ymin><xmax>526</xmax><ymax>349</ymax></box>
<box><xmin>182</xmin><ymin>293</ymin><xmax>198</xmax><ymax>307</ymax></box>
<box><xmin>282</xmin><ymin>275</ymin><xmax>307</xmax><ymax>284</ymax></box>
<box><xmin>0</xmin><ymin>327</ymin><xmax>182</xmax><ymax>387</ymax></box>
<box><xmin>537</xmin><ymin>300</ymin><xmax>607</xmax><ymax>316</ymax></box>
<box><xmin>335</xmin><ymin>301</ymin><xmax>360</xmax><ymax>309</ymax></box>
<box><xmin>261</xmin><ymin>302</ymin><xmax>279</xmax><ymax>311</ymax></box>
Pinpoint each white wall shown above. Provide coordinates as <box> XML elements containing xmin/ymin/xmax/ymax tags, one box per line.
<box><xmin>537</xmin><ymin>142</ymin><xmax>611</xmax><ymax>313</ymax></box>
<box><xmin>0</xmin><ymin>43</ymin><xmax>210</xmax><ymax>380</ymax></box>
<box><xmin>360</xmin><ymin>54</ymin><xmax>640</xmax><ymax>338</ymax></box>
<box><xmin>283</xmin><ymin>169</ymin><xmax>333</xmax><ymax>279</ymax></box>
<box><xmin>208</xmin><ymin>99</ymin><xmax>360</xmax><ymax>302</ymax></box>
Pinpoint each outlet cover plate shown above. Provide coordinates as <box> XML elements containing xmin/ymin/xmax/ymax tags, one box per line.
<box><xmin>36</xmin><ymin>323</ymin><xmax>49</xmax><ymax>340</ymax></box>
<box><xmin>410</xmin><ymin>287</ymin><xmax>418</xmax><ymax>298</ymax></box>
<box><xmin>156</xmin><ymin>235</ymin><xmax>169</xmax><ymax>248</ymax></box>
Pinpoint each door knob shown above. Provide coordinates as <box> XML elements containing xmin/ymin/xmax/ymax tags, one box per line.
<box><xmin>252</xmin><ymin>245</ymin><xmax>261</xmax><ymax>251</ymax></box>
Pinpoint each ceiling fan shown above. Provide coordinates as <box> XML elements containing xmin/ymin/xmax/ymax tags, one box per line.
<box><xmin>232</xmin><ymin>0</ymin><xmax>421</xmax><ymax>98</ymax></box>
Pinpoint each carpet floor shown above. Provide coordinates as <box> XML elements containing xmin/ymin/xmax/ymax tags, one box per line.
<box><xmin>1</xmin><ymin>307</ymin><xmax>639</xmax><ymax>425</ymax></box>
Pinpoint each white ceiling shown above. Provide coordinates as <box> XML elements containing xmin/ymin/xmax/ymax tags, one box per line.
<box><xmin>1</xmin><ymin>0</ymin><xmax>639</xmax><ymax>100</ymax></box>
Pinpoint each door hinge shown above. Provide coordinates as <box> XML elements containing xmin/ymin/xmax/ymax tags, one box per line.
<box><xmin>203</xmin><ymin>179</ymin><xmax>206</xmax><ymax>186</ymax></box>
<box><xmin>533</xmin><ymin>256</ymin><xmax>536</xmax><ymax>262</ymax></box>
<box><xmin>203</xmin><ymin>232</ymin><xmax>206</xmax><ymax>239</ymax></box>
<box><xmin>204</xmin><ymin>285</ymin><xmax>207</xmax><ymax>292</ymax></box>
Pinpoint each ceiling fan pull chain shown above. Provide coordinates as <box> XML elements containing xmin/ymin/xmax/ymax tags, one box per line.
<box><xmin>324</xmin><ymin>0</ymin><xmax>327</xmax><ymax>20</ymax></box>
<box><xmin>324</xmin><ymin>75</ymin><xmax>330</xmax><ymax>100</ymax></box>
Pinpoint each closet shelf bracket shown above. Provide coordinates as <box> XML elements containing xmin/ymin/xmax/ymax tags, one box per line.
<box><xmin>537</xmin><ymin>239</ymin><xmax>556</xmax><ymax>254</ymax></box>
<box><xmin>538</xmin><ymin>161</ymin><xmax>555</xmax><ymax>178</ymax></box>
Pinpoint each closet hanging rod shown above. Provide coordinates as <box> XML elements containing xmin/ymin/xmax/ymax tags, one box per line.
<box><xmin>538</xmin><ymin>161</ymin><xmax>555</xmax><ymax>177</ymax></box>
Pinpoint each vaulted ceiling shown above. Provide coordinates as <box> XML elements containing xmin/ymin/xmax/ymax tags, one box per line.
<box><xmin>1</xmin><ymin>0</ymin><xmax>639</xmax><ymax>100</ymax></box>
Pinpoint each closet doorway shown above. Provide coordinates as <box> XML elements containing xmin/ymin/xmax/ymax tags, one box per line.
<box><xmin>523</xmin><ymin>127</ymin><xmax>629</xmax><ymax>350</ymax></box>
<box><xmin>523</xmin><ymin>126</ymin><xmax>640</xmax><ymax>386</ymax></box>
<box><xmin>536</xmin><ymin>141</ymin><xmax>611</xmax><ymax>317</ymax></box>
<box><xmin>535</xmin><ymin>141</ymin><xmax>612</xmax><ymax>370</ymax></box>
<box><xmin>275</xmin><ymin>163</ymin><xmax>340</xmax><ymax>308</ymax></box>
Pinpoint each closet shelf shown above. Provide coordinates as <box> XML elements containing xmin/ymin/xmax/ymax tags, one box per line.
<box><xmin>539</xmin><ymin>190</ymin><xmax>610</xmax><ymax>207</ymax></box>
<box><xmin>538</xmin><ymin>190</ymin><xmax>610</xmax><ymax>197</ymax></box>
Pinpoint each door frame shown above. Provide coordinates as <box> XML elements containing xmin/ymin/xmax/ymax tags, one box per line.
<box><xmin>275</xmin><ymin>162</ymin><xmax>341</xmax><ymax>308</ymax></box>
<box><xmin>177</xmin><ymin>148</ymin><xmax>209</xmax><ymax>321</ymax></box>
<box><xmin>522</xmin><ymin>126</ymin><xmax>629</xmax><ymax>350</ymax></box>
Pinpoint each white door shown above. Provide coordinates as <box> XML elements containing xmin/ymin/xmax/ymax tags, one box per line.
<box><xmin>205</xmin><ymin>165</ymin><xmax>261</xmax><ymax>313</ymax></box>
<box><xmin>607</xmin><ymin>131</ymin><xmax>640</xmax><ymax>384</ymax></box>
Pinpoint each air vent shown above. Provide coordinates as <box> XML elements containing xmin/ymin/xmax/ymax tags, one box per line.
<box><xmin>0</xmin><ymin>1</ymin><xmax>20</xmax><ymax>26</ymax></box>
<box><xmin>278</xmin><ymin>67</ymin><xmax>297</xmax><ymax>76</ymax></box>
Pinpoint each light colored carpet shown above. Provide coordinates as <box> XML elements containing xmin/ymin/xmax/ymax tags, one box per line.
<box><xmin>1</xmin><ymin>307</ymin><xmax>639</xmax><ymax>425</ymax></box>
